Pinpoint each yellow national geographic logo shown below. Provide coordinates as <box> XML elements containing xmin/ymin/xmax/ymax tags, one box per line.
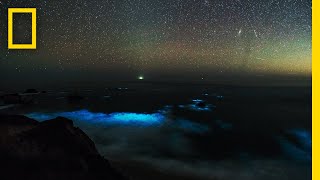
<box><xmin>8</xmin><ymin>8</ymin><xmax>37</xmax><ymax>50</ymax></box>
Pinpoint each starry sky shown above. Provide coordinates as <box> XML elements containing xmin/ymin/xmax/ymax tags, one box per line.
<box><xmin>0</xmin><ymin>0</ymin><xmax>312</xmax><ymax>84</ymax></box>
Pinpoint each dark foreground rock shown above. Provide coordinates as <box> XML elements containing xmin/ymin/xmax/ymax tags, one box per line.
<box><xmin>0</xmin><ymin>114</ymin><xmax>127</xmax><ymax>180</ymax></box>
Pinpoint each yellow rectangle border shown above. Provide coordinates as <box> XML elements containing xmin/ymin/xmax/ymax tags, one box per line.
<box><xmin>8</xmin><ymin>8</ymin><xmax>37</xmax><ymax>49</ymax></box>
<box><xmin>313</xmin><ymin>0</ymin><xmax>318</xmax><ymax>180</ymax></box>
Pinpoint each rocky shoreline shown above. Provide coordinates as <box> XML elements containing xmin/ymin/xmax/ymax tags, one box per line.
<box><xmin>0</xmin><ymin>114</ymin><xmax>127</xmax><ymax>180</ymax></box>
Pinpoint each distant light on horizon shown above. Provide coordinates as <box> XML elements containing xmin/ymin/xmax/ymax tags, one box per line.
<box><xmin>138</xmin><ymin>76</ymin><xmax>144</xmax><ymax>80</ymax></box>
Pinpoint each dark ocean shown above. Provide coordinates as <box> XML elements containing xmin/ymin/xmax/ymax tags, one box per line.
<box><xmin>0</xmin><ymin>82</ymin><xmax>312</xmax><ymax>180</ymax></box>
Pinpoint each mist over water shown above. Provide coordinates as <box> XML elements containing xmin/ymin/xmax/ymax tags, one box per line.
<box><xmin>19</xmin><ymin>84</ymin><xmax>311</xmax><ymax>180</ymax></box>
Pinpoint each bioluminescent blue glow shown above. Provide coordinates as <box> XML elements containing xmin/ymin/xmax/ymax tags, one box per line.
<box><xmin>175</xmin><ymin>120</ymin><xmax>210</xmax><ymax>134</ymax></box>
<box><xmin>178</xmin><ymin>99</ymin><xmax>214</xmax><ymax>112</ymax></box>
<box><xmin>27</xmin><ymin>110</ymin><xmax>165</xmax><ymax>127</ymax></box>
<box><xmin>25</xmin><ymin>108</ymin><xmax>311</xmax><ymax>163</ymax></box>
<box><xmin>27</xmin><ymin>113</ymin><xmax>56</xmax><ymax>121</ymax></box>
<box><xmin>178</xmin><ymin>104</ymin><xmax>213</xmax><ymax>112</ymax></box>
<box><xmin>107</xmin><ymin>112</ymin><xmax>164</xmax><ymax>126</ymax></box>
<box><xmin>157</xmin><ymin>105</ymin><xmax>173</xmax><ymax>114</ymax></box>
<box><xmin>278</xmin><ymin>129</ymin><xmax>311</xmax><ymax>163</ymax></box>
<box><xmin>192</xmin><ymin>99</ymin><xmax>204</xmax><ymax>103</ymax></box>
<box><xmin>187</xmin><ymin>99</ymin><xmax>215</xmax><ymax>112</ymax></box>
<box><xmin>288</xmin><ymin>129</ymin><xmax>312</xmax><ymax>152</ymax></box>
<box><xmin>188</xmin><ymin>104</ymin><xmax>214</xmax><ymax>112</ymax></box>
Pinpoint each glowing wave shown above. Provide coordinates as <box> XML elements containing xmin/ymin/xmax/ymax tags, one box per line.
<box><xmin>27</xmin><ymin>110</ymin><xmax>165</xmax><ymax>127</ymax></box>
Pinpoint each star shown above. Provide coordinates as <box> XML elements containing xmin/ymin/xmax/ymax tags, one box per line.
<box><xmin>0</xmin><ymin>0</ymin><xmax>312</xmax><ymax>79</ymax></box>
<box><xmin>238</xmin><ymin>29</ymin><xmax>242</xmax><ymax>36</ymax></box>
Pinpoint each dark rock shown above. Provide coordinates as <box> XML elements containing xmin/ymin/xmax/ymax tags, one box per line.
<box><xmin>0</xmin><ymin>115</ymin><xmax>127</xmax><ymax>180</ymax></box>
<box><xmin>0</xmin><ymin>114</ymin><xmax>38</xmax><ymax>125</ymax></box>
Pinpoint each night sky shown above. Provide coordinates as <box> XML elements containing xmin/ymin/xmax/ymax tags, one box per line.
<box><xmin>0</xmin><ymin>0</ymin><xmax>312</xmax><ymax>84</ymax></box>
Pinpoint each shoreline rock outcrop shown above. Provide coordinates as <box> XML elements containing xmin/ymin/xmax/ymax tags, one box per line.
<box><xmin>0</xmin><ymin>114</ymin><xmax>127</xmax><ymax>180</ymax></box>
